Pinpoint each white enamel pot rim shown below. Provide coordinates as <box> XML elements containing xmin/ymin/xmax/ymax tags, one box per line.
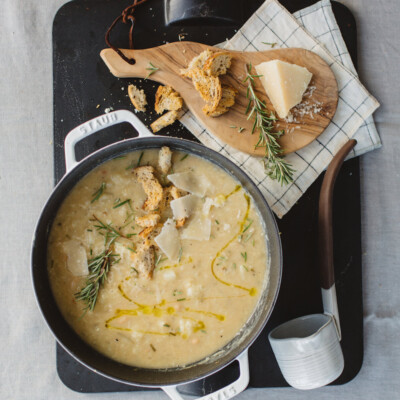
<box><xmin>31</xmin><ymin>110</ymin><xmax>283</xmax><ymax>400</ymax></box>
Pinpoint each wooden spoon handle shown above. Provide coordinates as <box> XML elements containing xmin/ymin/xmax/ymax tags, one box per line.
<box><xmin>318</xmin><ymin>139</ymin><xmax>357</xmax><ymax>290</ymax></box>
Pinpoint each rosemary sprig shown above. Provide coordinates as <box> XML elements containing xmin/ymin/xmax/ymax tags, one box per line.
<box><xmin>145</xmin><ymin>62</ymin><xmax>159</xmax><ymax>79</ymax></box>
<box><xmin>92</xmin><ymin>214</ymin><xmax>126</xmax><ymax>245</ymax></box>
<box><xmin>244</xmin><ymin>63</ymin><xmax>295</xmax><ymax>185</ymax></box>
<box><xmin>91</xmin><ymin>182</ymin><xmax>106</xmax><ymax>203</ymax></box>
<box><xmin>75</xmin><ymin>249</ymin><xmax>120</xmax><ymax>312</ymax></box>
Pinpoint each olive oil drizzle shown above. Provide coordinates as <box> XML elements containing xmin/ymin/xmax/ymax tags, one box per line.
<box><xmin>225</xmin><ymin>185</ymin><xmax>241</xmax><ymax>199</ymax></box>
<box><xmin>184</xmin><ymin>308</ymin><xmax>225</xmax><ymax>321</ymax></box>
<box><xmin>156</xmin><ymin>257</ymin><xmax>193</xmax><ymax>271</ymax></box>
<box><xmin>105</xmin><ymin>185</ymin><xmax>256</xmax><ymax>337</ymax></box>
<box><xmin>210</xmin><ymin>193</ymin><xmax>257</xmax><ymax>296</ymax></box>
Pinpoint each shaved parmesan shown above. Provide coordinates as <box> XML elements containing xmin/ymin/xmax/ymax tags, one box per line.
<box><xmin>63</xmin><ymin>240</ymin><xmax>88</xmax><ymax>276</ymax></box>
<box><xmin>155</xmin><ymin>219</ymin><xmax>181</xmax><ymax>261</ymax></box>
<box><xmin>181</xmin><ymin>216</ymin><xmax>211</xmax><ymax>241</ymax></box>
<box><xmin>170</xmin><ymin>194</ymin><xmax>198</xmax><ymax>220</ymax></box>
<box><xmin>167</xmin><ymin>171</ymin><xmax>210</xmax><ymax>197</ymax></box>
<box><xmin>203</xmin><ymin>194</ymin><xmax>226</xmax><ymax>215</ymax></box>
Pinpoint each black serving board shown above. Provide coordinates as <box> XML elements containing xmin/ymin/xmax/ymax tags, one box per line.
<box><xmin>53</xmin><ymin>0</ymin><xmax>363</xmax><ymax>394</ymax></box>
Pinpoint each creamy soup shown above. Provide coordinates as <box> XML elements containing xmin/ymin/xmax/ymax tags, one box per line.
<box><xmin>47</xmin><ymin>148</ymin><xmax>269</xmax><ymax>368</ymax></box>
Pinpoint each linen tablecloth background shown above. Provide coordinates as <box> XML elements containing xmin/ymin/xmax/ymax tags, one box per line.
<box><xmin>0</xmin><ymin>0</ymin><xmax>399</xmax><ymax>399</ymax></box>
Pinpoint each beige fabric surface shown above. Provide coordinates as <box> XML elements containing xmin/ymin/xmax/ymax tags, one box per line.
<box><xmin>0</xmin><ymin>0</ymin><xmax>399</xmax><ymax>399</ymax></box>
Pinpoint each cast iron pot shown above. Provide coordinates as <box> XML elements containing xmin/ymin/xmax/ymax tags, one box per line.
<box><xmin>31</xmin><ymin>110</ymin><xmax>282</xmax><ymax>400</ymax></box>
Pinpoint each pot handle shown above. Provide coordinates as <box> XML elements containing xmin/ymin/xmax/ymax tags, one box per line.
<box><xmin>162</xmin><ymin>350</ymin><xmax>249</xmax><ymax>400</ymax></box>
<box><xmin>64</xmin><ymin>109</ymin><xmax>153</xmax><ymax>172</ymax></box>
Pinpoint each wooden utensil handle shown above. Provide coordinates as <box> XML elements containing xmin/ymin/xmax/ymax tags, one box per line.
<box><xmin>318</xmin><ymin>139</ymin><xmax>357</xmax><ymax>289</ymax></box>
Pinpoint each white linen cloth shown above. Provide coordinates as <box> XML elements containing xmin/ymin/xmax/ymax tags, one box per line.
<box><xmin>180</xmin><ymin>0</ymin><xmax>380</xmax><ymax>218</ymax></box>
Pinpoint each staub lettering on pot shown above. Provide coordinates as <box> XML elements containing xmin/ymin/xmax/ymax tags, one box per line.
<box><xmin>79</xmin><ymin>113</ymin><xmax>118</xmax><ymax>134</ymax></box>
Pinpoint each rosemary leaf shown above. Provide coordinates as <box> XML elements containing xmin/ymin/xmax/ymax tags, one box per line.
<box><xmin>242</xmin><ymin>219</ymin><xmax>253</xmax><ymax>234</ymax></box>
<box><xmin>244</xmin><ymin>64</ymin><xmax>294</xmax><ymax>185</ymax></box>
<box><xmin>137</xmin><ymin>151</ymin><xmax>144</xmax><ymax>167</ymax></box>
<box><xmin>113</xmin><ymin>199</ymin><xmax>131</xmax><ymax>209</ymax></box>
<box><xmin>145</xmin><ymin>62</ymin><xmax>159</xmax><ymax>80</ymax></box>
<box><xmin>91</xmin><ymin>182</ymin><xmax>106</xmax><ymax>203</ymax></box>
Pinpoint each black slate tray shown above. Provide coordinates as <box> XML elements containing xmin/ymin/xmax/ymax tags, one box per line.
<box><xmin>52</xmin><ymin>0</ymin><xmax>363</xmax><ymax>394</ymax></box>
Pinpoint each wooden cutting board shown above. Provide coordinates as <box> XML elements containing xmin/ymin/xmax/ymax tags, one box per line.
<box><xmin>101</xmin><ymin>42</ymin><xmax>338</xmax><ymax>156</ymax></box>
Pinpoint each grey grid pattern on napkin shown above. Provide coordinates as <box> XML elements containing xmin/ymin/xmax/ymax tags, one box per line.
<box><xmin>179</xmin><ymin>0</ymin><xmax>380</xmax><ymax>218</ymax></box>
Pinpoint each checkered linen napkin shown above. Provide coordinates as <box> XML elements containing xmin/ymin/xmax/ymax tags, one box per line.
<box><xmin>179</xmin><ymin>0</ymin><xmax>381</xmax><ymax>218</ymax></box>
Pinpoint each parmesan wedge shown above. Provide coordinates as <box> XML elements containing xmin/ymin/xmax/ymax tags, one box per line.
<box><xmin>255</xmin><ymin>60</ymin><xmax>312</xmax><ymax>119</ymax></box>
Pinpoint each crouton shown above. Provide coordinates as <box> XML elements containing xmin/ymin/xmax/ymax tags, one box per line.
<box><xmin>203</xmin><ymin>85</ymin><xmax>238</xmax><ymax>117</ymax></box>
<box><xmin>158</xmin><ymin>146</ymin><xmax>172</xmax><ymax>175</ymax></box>
<box><xmin>133</xmin><ymin>166</ymin><xmax>163</xmax><ymax>211</ymax></box>
<box><xmin>160</xmin><ymin>185</ymin><xmax>181</xmax><ymax>211</ymax></box>
<box><xmin>180</xmin><ymin>49</ymin><xmax>213</xmax><ymax>77</ymax></box>
<box><xmin>203</xmin><ymin>52</ymin><xmax>232</xmax><ymax>77</ymax></box>
<box><xmin>155</xmin><ymin>86</ymin><xmax>183</xmax><ymax>114</ymax></box>
<box><xmin>150</xmin><ymin>110</ymin><xmax>180</xmax><ymax>133</ymax></box>
<box><xmin>132</xmin><ymin>244</ymin><xmax>155</xmax><ymax>279</ymax></box>
<box><xmin>137</xmin><ymin>214</ymin><xmax>161</xmax><ymax>242</ymax></box>
<box><xmin>187</xmin><ymin>68</ymin><xmax>222</xmax><ymax>112</ymax></box>
<box><xmin>128</xmin><ymin>84</ymin><xmax>147</xmax><ymax>112</ymax></box>
<box><xmin>139</xmin><ymin>224</ymin><xmax>163</xmax><ymax>246</ymax></box>
<box><xmin>136</xmin><ymin>213</ymin><xmax>160</xmax><ymax>228</ymax></box>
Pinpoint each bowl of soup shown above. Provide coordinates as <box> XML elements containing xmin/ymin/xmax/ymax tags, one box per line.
<box><xmin>32</xmin><ymin>110</ymin><xmax>282</xmax><ymax>397</ymax></box>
